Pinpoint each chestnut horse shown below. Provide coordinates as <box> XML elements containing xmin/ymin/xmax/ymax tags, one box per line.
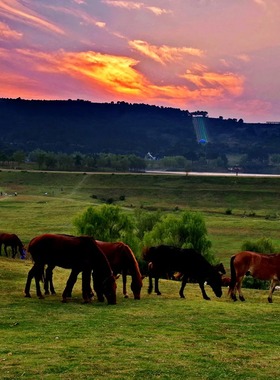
<box><xmin>228</xmin><ymin>251</ymin><xmax>280</xmax><ymax>303</ymax></box>
<box><xmin>0</xmin><ymin>232</ymin><xmax>26</xmax><ymax>259</ymax></box>
<box><xmin>24</xmin><ymin>234</ymin><xmax>117</xmax><ymax>304</ymax></box>
<box><xmin>44</xmin><ymin>240</ymin><xmax>143</xmax><ymax>300</ymax></box>
<box><xmin>143</xmin><ymin>245</ymin><xmax>222</xmax><ymax>300</ymax></box>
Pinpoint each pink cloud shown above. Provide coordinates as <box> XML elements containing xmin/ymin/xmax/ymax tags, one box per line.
<box><xmin>0</xmin><ymin>21</ymin><xmax>22</xmax><ymax>40</ymax></box>
<box><xmin>0</xmin><ymin>0</ymin><xmax>65</xmax><ymax>35</ymax></box>
<box><xmin>129</xmin><ymin>40</ymin><xmax>204</xmax><ymax>64</ymax></box>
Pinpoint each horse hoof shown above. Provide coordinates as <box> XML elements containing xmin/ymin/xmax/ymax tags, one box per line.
<box><xmin>124</xmin><ymin>295</ymin><xmax>129</xmax><ymax>298</ymax></box>
<box><xmin>61</xmin><ymin>298</ymin><xmax>67</xmax><ymax>303</ymax></box>
<box><xmin>25</xmin><ymin>294</ymin><xmax>31</xmax><ymax>298</ymax></box>
<box><xmin>51</xmin><ymin>291</ymin><xmax>56</xmax><ymax>295</ymax></box>
<box><xmin>180</xmin><ymin>295</ymin><xmax>185</xmax><ymax>299</ymax></box>
<box><xmin>239</xmin><ymin>296</ymin><xmax>245</xmax><ymax>302</ymax></box>
<box><xmin>44</xmin><ymin>291</ymin><xmax>50</xmax><ymax>295</ymax></box>
<box><xmin>156</xmin><ymin>292</ymin><xmax>162</xmax><ymax>296</ymax></box>
<box><xmin>268</xmin><ymin>298</ymin><xmax>273</xmax><ymax>303</ymax></box>
<box><xmin>38</xmin><ymin>295</ymin><xmax>45</xmax><ymax>299</ymax></box>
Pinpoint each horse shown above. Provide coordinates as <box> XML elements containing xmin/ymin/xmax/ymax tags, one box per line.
<box><xmin>228</xmin><ymin>251</ymin><xmax>280</xmax><ymax>303</ymax></box>
<box><xmin>0</xmin><ymin>232</ymin><xmax>26</xmax><ymax>259</ymax></box>
<box><xmin>147</xmin><ymin>259</ymin><xmax>225</xmax><ymax>297</ymax></box>
<box><xmin>143</xmin><ymin>245</ymin><xmax>222</xmax><ymax>300</ymax></box>
<box><xmin>24</xmin><ymin>234</ymin><xmax>117</xmax><ymax>304</ymax></box>
<box><xmin>44</xmin><ymin>240</ymin><xmax>143</xmax><ymax>300</ymax></box>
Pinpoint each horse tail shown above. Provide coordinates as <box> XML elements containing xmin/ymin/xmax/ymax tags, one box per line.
<box><xmin>228</xmin><ymin>255</ymin><xmax>236</xmax><ymax>295</ymax></box>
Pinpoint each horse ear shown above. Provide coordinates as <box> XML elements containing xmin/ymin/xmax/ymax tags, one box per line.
<box><xmin>115</xmin><ymin>274</ymin><xmax>121</xmax><ymax>280</ymax></box>
<box><xmin>141</xmin><ymin>275</ymin><xmax>146</xmax><ymax>279</ymax></box>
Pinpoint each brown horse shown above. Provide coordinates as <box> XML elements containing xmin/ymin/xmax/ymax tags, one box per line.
<box><xmin>0</xmin><ymin>232</ymin><xmax>26</xmax><ymax>259</ymax></box>
<box><xmin>44</xmin><ymin>240</ymin><xmax>143</xmax><ymax>300</ymax></box>
<box><xmin>24</xmin><ymin>234</ymin><xmax>117</xmax><ymax>304</ymax></box>
<box><xmin>96</xmin><ymin>241</ymin><xmax>143</xmax><ymax>299</ymax></box>
<box><xmin>228</xmin><ymin>251</ymin><xmax>280</xmax><ymax>303</ymax></box>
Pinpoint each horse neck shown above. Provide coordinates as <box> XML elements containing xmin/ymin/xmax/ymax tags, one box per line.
<box><xmin>122</xmin><ymin>244</ymin><xmax>142</xmax><ymax>281</ymax></box>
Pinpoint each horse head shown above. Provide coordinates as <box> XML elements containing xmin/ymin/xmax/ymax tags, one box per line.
<box><xmin>130</xmin><ymin>276</ymin><xmax>143</xmax><ymax>300</ymax></box>
<box><xmin>207</xmin><ymin>272</ymin><xmax>223</xmax><ymax>298</ymax></box>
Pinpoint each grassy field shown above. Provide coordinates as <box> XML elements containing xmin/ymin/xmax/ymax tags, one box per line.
<box><xmin>1</xmin><ymin>257</ymin><xmax>280</xmax><ymax>380</ymax></box>
<box><xmin>0</xmin><ymin>170</ymin><xmax>280</xmax><ymax>264</ymax></box>
<box><xmin>1</xmin><ymin>170</ymin><xmax>280</xmax><ymax>379</ymax></box>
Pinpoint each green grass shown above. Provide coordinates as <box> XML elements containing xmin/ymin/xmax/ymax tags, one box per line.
<box><xmin>1</xmin><ymin>257</ymin><xmax>280</xmax><ymax>380</ymax></box>
<box><xmin>1</xmin><ymin>170</ymin><xmax>280</xmax><ymax>378</ymax></box>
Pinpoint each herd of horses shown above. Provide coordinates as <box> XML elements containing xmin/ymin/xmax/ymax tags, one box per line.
<box><xmin>1</xmin><ymin>232</ymin><xmax>280</xmax><ymax>304</ymax></box>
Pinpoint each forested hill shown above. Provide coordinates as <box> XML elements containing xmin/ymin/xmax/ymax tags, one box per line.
<box><xmin>1</xmin><ymin>98</ymin><xmax>280</xmax><ymax>172</ymax></box>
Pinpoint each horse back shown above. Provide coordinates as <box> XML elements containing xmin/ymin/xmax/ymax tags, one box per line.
<box><xmin>28</xmin><ymin>234</ymin><xmax>97</xmax><ymax>268</ymax></box>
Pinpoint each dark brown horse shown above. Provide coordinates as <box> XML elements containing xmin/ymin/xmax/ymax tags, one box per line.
<box><xmin>147</xmin><ymin>258</ymin><xmax>225</xmax><ymax>298</ymax></box>
<box><xmin>44</xmin><ymin>240</ymin><xmax>143</xmax><ymax>300</ymax></box>
<box><xmin>229</xmin><ymin>251</ymin><xmax>280</xmax><ymax>303</ymax></box>
<box><xmin>24</xmin><ymin>234</ymin><xmax>117</xmax><ymax>304</ymax></box>
<box><xmin>0</xmin><ymin>232</ymin><xmax>26</xmax><ymax>259</ymax></box>
<box><xmin>143</xmin><ymin>245</ymin><xmax>222</xmax><ymax>300</ymax></box>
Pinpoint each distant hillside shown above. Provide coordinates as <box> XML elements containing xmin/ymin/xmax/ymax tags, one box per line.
<box><xmin>1</xmin><ymin>98</ymin><xmax>280</xmax><ymax>173</ymax></box>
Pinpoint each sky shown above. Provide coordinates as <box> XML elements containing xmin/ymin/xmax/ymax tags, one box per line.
<box><xmin>0</xmin><ymin>0</ymin><xmax>279</xmax><ymax>123</ymax></box>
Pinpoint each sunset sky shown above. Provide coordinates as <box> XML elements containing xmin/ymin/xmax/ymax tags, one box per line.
<box><xmin>0</xmin><ymin>0</ymin><xmax>279</xmax><ymax>122</ymax></box>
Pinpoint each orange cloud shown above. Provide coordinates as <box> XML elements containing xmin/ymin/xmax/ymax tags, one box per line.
<box><xmin>0</xmin><ymin>0</ymin><xmax>65</xmax><ymax>34</ymax></box>
<box><xmin>0</xmin><ymin>48</ymin><xmax>246</xmax><ymax>110</ymax></box>
<box><xmin>0</xmin><ymin>21</ymin><xmax>22</xmax><ymax>40</ymax></box>
<box><xmin>129</xmin><ymin>40</ymin><xmax>204</xmax><ymax>64</ymax></box>
<box><xmin>182</xmin><ymin>64</ymin><xmax>244</xmax><ymax>96</ymax></box>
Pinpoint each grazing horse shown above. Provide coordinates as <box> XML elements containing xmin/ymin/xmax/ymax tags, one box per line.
<box><xmin>96</xmin><ymin>241</ymin><xmax>143</xmax><ymax>299</ymax></box>
<box><xmin>228</xmin><ymin>251</ymin><xmax>280</xmax><ymax>303</ymax></box>
<box><xmin>143</xmin><ymin>245</ymin><xmax>222</xmax><ymax>300</ymax></box>
<box><xmin>44</xmin><ymin>240</ymin><xmax>143</xmax><ymax>300</ymax></box>
<box><xmin>24</xmin><ymin>234</ymin><xmax>117</xmax><ymax>304</ymax></box>
<box><xmin>0</xmin><ymin>233</ymin><xmax>26</xmax><ymax>259</ymax></box>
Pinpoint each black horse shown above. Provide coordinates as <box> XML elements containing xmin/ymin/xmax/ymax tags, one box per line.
<box><xmin>143</xmin><ymin>245</ymin><xmax>222</xmax><ymax>300</ymax></box>
<box><xmin>24</xmin><ymin>234</ymin><xmax>117</xmax><ymax>304</ymax></box>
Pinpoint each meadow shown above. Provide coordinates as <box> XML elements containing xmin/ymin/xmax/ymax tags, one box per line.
<box><xmin>1</xmin><ymin>170</ymin><xmax>280</xmax><ymax>379</ymax></box>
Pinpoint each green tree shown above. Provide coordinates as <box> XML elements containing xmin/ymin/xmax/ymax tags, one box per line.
<box><xmin>12</xmin><ymin>150</ymin><xmax>26</xmax><ymax>167</ymax></box>
<box><xmin>143</xmin><ymin>211</ymin><xmax>214</xmax><ymax>262</ymax></box>
<box><xmin>73</xmin><ymin>204</ymin><xmax>135</xmax><ymax>243</ymax></box>
<box><xmin>29</xmin><ymin>149</ymin><xmax>46</xmax><ymax>169</ymax></box>
<box><xmin>133</xmin><ymin>208</ymin><xmax>162</xmax><ymax>240</ymax></box>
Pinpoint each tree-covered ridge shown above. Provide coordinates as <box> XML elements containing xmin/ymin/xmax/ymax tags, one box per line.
<box><xmin>1</xmin><ymin>98</ymin><xmax>280</xmax><ymax>173</ymax></box>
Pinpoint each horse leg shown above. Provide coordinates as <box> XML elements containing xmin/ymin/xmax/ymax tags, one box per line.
<box><xmin>24</xmin><ymin>265</ymin><xmax>36</xmax><ymax>297</ymax></box>
<box><xmin>148</xmin><ymin>273</ymin><xmax>153</xmax><ymax>294</ymax></box>
<box><xmin>179</xmin><ymin>275</ymin><xmax>187</xmax><ymax>298</ymax></box>
<box><xmin>34</xmin><ymin>264</ymin><xmax>44</xmax><ymax>299</ymax></box>
<box><xmin>122</xmin><ymin>273</ymin><xmax>128</xmax><ymax>298</ymax></box>
<box><xmin>199</xmin><ymin>280</ymin><xmax>211</xmax><ymax>300</ymax></box>
<box><xmin>81</xmin><ymin>269</ymin><xmax>92</xmax><ymax>304</ymax></box>
<box><xmin>4</xmin><ymin>244</ymin><xmax>8</xmax><ymax>257</ymax></box>
<box><xmin>154</xmin><ymin>276</ymin><xmax>161</xmax><ymax>295</ymax></box>
<box><xmin>268</xmin><ymin>279</ymin><xmax>278</xmax><ymax>303</ymax></box>
<box><xmin>44</xmin><ymin>266</ymin><xmax>56</xmax><ymax>295</ymax></box>
<box><xmin>62</xmin><ymin>270</ymin><xmax>80</xmax><ymax>302</ymax></box>
<box><xmin>236</xmin><ymin>276</ymin><xmax>245</xmax><ymax>301</ymax></box>
<box><xmin>12</xmin><ymin>245</ymin><xmax>16</xmax><ymax>259</ymax></box>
